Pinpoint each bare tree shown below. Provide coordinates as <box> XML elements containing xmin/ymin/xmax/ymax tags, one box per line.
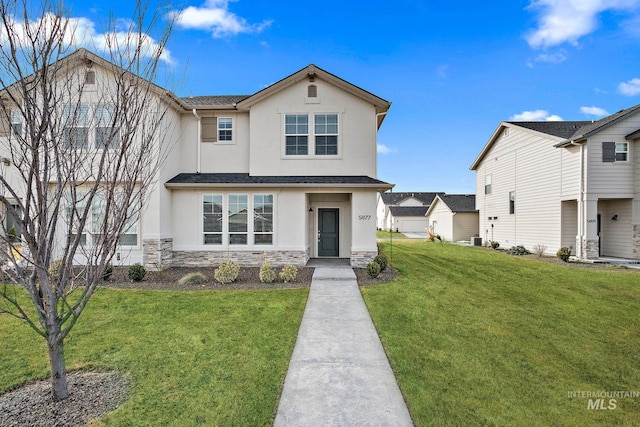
<box><xmin>0</xmin><ymin>0</ymin><xmax>179</xmax><ymax>400</ymax></box>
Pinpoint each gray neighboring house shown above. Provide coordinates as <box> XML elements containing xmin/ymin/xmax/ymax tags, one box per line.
<box><xmin>471</xmin><ymin>103</ymin><xmax>640</xmax><ymax>258</ymax></box>
<box><xmin>376</xmin><ymin>192</ymin><xmax>444</xmax><ymax>232</ymax></box>
<box><xmin>425</xmin><ymin>194</ymin><xmax>479</xmax><ymax>242</ymax></box>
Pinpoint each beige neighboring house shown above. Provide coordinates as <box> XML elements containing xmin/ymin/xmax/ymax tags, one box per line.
<box><xmin>425</xmin><ymin>194</ymin><xmax>478</xmax><ymax>242</ymax></box>
<box><xmin>470</xmin><ymin>103</ymin><xmax>640</xmax><ymax>259</ymax></box>
<box><xmin>1</xmin><ymin>49</ymin><xmax>394</xmax><ymax>268</ymax></box>
<box><xmin>376</xmin><ymin>192</ymin><xmax>443</xmax><ymax>232</ymax></box>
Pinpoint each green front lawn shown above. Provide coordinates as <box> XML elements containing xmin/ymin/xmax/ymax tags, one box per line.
<box><xmin>377</xmin><ymin>230</ymin><xmax>406</xmax><ymax>239</ymax></box>
<box><xmin>362</xmin><ymin>241</ymin><xmax>640</xmax><ymax>426</ymax></box>
<box><xmin>1</xmin><ymin>287</ymin><xmax>308</xmax><ymax>426</ymax></box>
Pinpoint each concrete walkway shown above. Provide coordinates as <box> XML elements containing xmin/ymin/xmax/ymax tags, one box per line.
<box><xmin>274</xmin><ymin>263</ymin><xmax>413</xmax><ymax>426</ymax></box>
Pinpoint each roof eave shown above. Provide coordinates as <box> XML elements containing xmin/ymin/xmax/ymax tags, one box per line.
<box><xmin>165</xmin><ymin>182</ymin><xmax>395</xmax><ymax>191</ymax></box>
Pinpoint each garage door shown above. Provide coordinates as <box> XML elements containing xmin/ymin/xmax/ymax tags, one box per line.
<box><xmin>398</xmin><ymin>219</ymin><xmax>428</xmax><ymax>233</ymax></box>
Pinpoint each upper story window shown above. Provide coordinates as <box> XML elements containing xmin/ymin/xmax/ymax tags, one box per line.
<box><xmin>285</xmin><ymin>114</ymin><xmax>309</xmax><ymax>155</ymax></box>
<box><xmin>201</xmin><ymin>117</ymin><xmax>233</xmax><ymax>143</ymax></box>
<box><xmin>63</xmin><ymin>104</ymin><xmax>119</xmax><ymax>149</ymax></box>
<box><xmin>11</xmin><ymin>110</ymin><xmax>22</xmax><ymax>137</ymax></box>
<box><xmin>63</xmin><ymin>104</ymin><xmax>89</xmax><ymax>148</ymax></box>
<box><xmin>603</xmin><ymin>141</ymin><xmax>629</xmax><ymax>162</ymax></box>
<box><xmin>484</xmin><ymin>174</ymin><xmax>492</xmax><ymax>195</ymax></box>
<box><xmin>509</xmin><ymin>191</ymin><xmax>515</xmax><ymax>214</ymax></box>
<box><xmin>218</xmin><ymin>117</ymin><xmax>233</xmax><ymax>141</ymax></box>
<box><xmin>315</xmin><ymin>114</ymin><xmax>338</xmax><ymax>155</ymax></box>
<box><xmin>285</xmin><ymin>113</ymin><xmax>339</xmax><ymax>157</ymax></box>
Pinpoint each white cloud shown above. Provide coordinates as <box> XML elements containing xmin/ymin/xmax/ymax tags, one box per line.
<box><xmin>0</xmin><ymin>13</ymin><xmax>173</xmax><ymax>64</ymax></box>
<box><xmin>377</xmin><ymin>144</ymin><xmax>396</xmax><ymax>154</ymax></box>
<box><xmin>618</xmin><ymin>78</ymin><xmax>640</xmax><ymax>95</ymax></box>
<box><xmin>526</xmin><ymin>0</ymin><xmax>640</xmax><ymax>49</ymax></box>
<box><xmin>510</xmin><ymin>110</ymin><xmax>563</xmax><ymax>121</ymax></box>
<box><xmin>580</xmin><ymin>106</ymin><xmax>609</xmax><ymax>117</ymax></box>
<box><xmin>173</xmin><ymin>0</ymin><xmax>272</xmax><ymax>38</ymax></box>
<box><xmin>534</xmin><ymin>50</ymin><xmax>567</xmax><ymax>63</ymax></box>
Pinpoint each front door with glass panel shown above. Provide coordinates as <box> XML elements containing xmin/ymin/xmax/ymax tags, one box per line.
<box><xmin>318</xmin><ymin>208</ymin><xmax>339</xmax><ymax>257</ymax></box>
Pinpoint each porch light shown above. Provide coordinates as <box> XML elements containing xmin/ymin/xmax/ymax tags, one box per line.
<box><xmin>611</xmin><ymin>214</ymin><xmax>618</xmax><ymax>221</ymax></box>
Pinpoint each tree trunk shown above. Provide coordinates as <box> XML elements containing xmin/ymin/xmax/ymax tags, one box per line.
<box><xmin>47</xmin><ymin>338</ymin><xmax>68</xmax><ymax>400</ymax></box>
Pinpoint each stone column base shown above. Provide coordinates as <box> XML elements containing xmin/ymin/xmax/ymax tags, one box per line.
<box><xmin>143</xmin><ymin>238</ymin><xmax>173</xmax><ymax>270</ymax></box>
<box><xmin>350</xmin><ymin>251</ymin><xmax>377</xmax><ymax>268</ymax></box>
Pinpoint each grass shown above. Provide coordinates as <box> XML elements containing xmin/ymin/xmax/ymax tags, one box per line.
<box><xmin>1</xmin><ymin>287</ymin><xmax>308</xmax><ymax>426</ymax></box>
<box><xmin>362</xmin><ymin>240</ymin><xmax>640</xmax><ymax>426</ymax></box>
<box><xmin>376</xmin><ymin>229</ymin><xmax>407</xmax><ymax>239</ymax></box>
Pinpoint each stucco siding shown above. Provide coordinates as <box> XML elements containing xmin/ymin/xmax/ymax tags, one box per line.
<box><xmin>247</xmin><ymin>78</ymin><xmax>377</xmax><ymax>177</ymax></box>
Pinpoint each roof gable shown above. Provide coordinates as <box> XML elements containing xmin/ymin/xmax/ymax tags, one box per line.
<box><xmin>555</xmin><ymin>103</ymin><xmax>640</xmax><ymax>146</ymax></box>
<box><xmin>470</xmin><ymin>121</ymin><xmax>580</xmax><ymax>170</ymax></box>
<box><xmin>426</xmin><ymin>194</ymin><xmax>477</xmax><ymax>217</ymax></box>
<box><xmin>235</xmin><ymin>64</ymin><xmax>391</xmax><ymax>127</ymax></box>
<box><xmin>380</xmin><ymin>192</ymin><xmax>443</xmax><ymax>206</ymax></box>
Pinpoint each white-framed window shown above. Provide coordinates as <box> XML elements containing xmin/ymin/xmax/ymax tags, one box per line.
<box><xmin>218</xmin><ymin>117</ymin><xmax>233</xmax><ymax>142</ymax></box>
<box><xmin>5</xmin><ymin>200</ymin><xmax>22</xmax><ymax>243</ymax></box>
<box><xmin>253</xmin><ymin>194</ymin><xmax>273</xmax><ymax>245</ymax></box>
<box><xmin>315</xmin><ymin>114</ymin><xmax>338</xmax><ymax>155</ymax></box>
<box><xmin>63</xmin><ymin>104</ymin><xmax>90</xmax><ymax>148</ymax></box>
<box><xmin>11</xmin><ymin>110</ymin><xmax>22</xmax><ymax>137</ymax></box>
<box><xmin>95</xmin><ymin>104</ymin><xmax>120</xmax><ymax>149</ymax></box>
<box><xmin>228</xmin><ymin>194</ymin><xmax>248</xmax><ymax>245</ymax></box>
<box><xmin>66</xmin><ymin>192</ymin><xmax>139</xmax><ymax>247</ymax></box>
<box><xmin>615</xmin><ymin>142</ymin><xmax>628</xmax><ymax>162</ymax></box>
<box><xmin>203</xmin><ymin>194</ymin><xmax>223</xmax><ymax>244</ymax></box>
<box><xmin>202</xmin><ymin>193</ymin><xmax>275</xmax><ymax>245</ymax></box>
<box><xmin>285</xmin><ymin>114</ymin><xmax>309</xmax><ymax>155</ymax></box>
<box><xmin>485</xmin><ymin>175</ymin><xmax>492</xmax><ymax>195</ymax></box>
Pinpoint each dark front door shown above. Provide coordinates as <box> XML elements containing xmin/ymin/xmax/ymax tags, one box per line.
<box><xmin>318</xmin><ymin>208</ymin><xmax>339</xmax><ymax>257</ymax></box>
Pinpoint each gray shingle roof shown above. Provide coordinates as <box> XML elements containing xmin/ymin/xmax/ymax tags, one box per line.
<box><xmin>389</xmin><ymin>206</ymin><xmax>429</xmax><ymax>217</ymax></box>
<box><xmin>380</xmin><ymin>192</ymin><xmax>443</xmax><ymax>205</ymax></box>
<box><xmin>567</xmin><ymin>103</ymin><xmax>640</xmax><ymax>140</ymax></box>
<box><xmin>507</xmin><ymin>121</ymin><xmax>591</xmax><ymax>139</ymax></box>
<box><xmin>437</xmin><ymin>194</ymin><xmax>477</xmax><ymax>213</ymax></box>
<box><xmin>166</xmin><ymin>173</ymin><xmax>392</xmax><ymax>187</ymax></box>
<box><xmin>181</xmin><ymin>95</ymin><xmax>250</xmax><ymax>107</ymax></box>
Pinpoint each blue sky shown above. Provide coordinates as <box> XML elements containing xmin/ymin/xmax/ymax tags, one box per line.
<box><xmin>57</xmin><ymin>1</ymin><xmax>640</xmax><ymax>192</ymax></box>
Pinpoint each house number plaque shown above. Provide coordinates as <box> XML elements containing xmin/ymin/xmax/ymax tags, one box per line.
<box><xmin>358</xmin><ymin>215</ymin><xmax>372</xmax><ymax>220</ymax></box>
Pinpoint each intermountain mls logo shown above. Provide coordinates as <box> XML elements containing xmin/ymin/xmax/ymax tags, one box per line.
<box><xmin>568</xmin><ymin>390</ymin><xmax>640</xmax><ymax>410</ymax></box>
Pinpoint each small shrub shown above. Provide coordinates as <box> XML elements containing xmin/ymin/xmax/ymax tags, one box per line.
<box><xmin>179</xmin><ymin>272</ymin><xmax>207</xmax><ymax>286</ymax></box>
<box><xmin>366</xmin><ymin>261</ymin><xmax>381</xmax><ymax>278</ymax></box>
<box><xmin>505</xmin><ymin>245</ymin><xmax>530</xmax><ymax>256</ymax></box>
<box><xmin>532</xmin><ymin>244</ymin><xmax>547</xmax><ymax>257</ymax></box>
<box><xmin>128</xmin><ymin>263</ymin><xmax>147</xmax><ymax>282</ymax></box>
<box><xmin>102</xmin><ymin>264</ymin><xmax>113</xmax><ymax>281</ymax></box>
<box><xmin>214</xmin><ymin>260</ymin><xmax>240</xmax><ymax>284</ymax></box>
<box><xmin>556</xmin><ymin>247</ymin><xmax>571</xmax><ymax>262</ymax></box>
<box><xmin>279</xmin><ymin>264</ymin><xmax>298</xmax><ymax>283</ymax></box>
<box><xmin>489</xmin><ymin>241</ymin><xmax>500</xmax><ymax>249</ymax></box>
<box><xmin>7</xmin><ymin>226</ymin><xmax>18</xmax><ymax>243</ymax></box>
<box><xmin>259</xmin><ymin>258</ymin><xmax>276</xmax><ymax>283</ymax></box>
<box><xmin>374</xmin><ymin>253</ymin><xmax>388</xmax><ymax>272</ymax></box>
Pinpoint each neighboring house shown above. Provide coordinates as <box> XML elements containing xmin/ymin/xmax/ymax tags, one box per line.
<box><xmin>2</xmin><ymin>49</ymin><xmax>393</xmax><ymax>268</ymax></box>
<box><xmin>425</xmin><ymin>194</ymin><xmax>479</xmax><ymax>242</ymax></box>
<box><xmin>376</xmin><ymin>192</ymin><xmax>443</xmax><ymax>232</ymax></box>
<box><xmin>470</xmin><ymin>104</ymin><xmax>640</xmax><ymax>259</ymax></box>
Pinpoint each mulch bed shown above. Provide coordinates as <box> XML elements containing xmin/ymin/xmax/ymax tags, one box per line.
<box><xmin>101</xmin><ymin>265</ymin><xmax>398</xmax><ymax>290</ymax></box>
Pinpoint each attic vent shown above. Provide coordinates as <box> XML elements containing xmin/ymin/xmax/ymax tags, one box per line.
<box><xmin>308</xmin><ymin>84</ymin><xmax>317</xmax><ymax>98</ymax></box>
<box><xmin>85</xmin><ymin>70</ymin><xmax>95</xmax><ymax>85</ymax></box>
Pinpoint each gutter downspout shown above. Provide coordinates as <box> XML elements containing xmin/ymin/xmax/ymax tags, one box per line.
<box><xmin>192</xmin><ymin>109</ymin><xmax>201</xmax><ymax>173</ymax></box>
<box><xmin>570</xmin><ymin>141</ymin><xmax>585</xmax><ymax>258</ymax></box>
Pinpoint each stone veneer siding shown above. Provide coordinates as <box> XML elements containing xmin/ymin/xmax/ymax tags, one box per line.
<box><xmin>350</xmin><ymin>250</ymin><xmax>377</xmax><ymax>268</ymax></box>
<box><xmin>584</xmin><ymin>238</ymin><xmax>599</xmax><ymax>259</ymax></box>
<box><xmin>171</xmin><ymin>250</ymin><xmax>309</xmax><ymax>267</ymax></box>
<box><xmin>634</xmin><ymin>225</ymin><xmax>640</xmax><ymax>259</ymax></box>
<box><xmin>143</xmin><ymin>238</ymin><xmax>173</xmax><ymax>270</ymax></box>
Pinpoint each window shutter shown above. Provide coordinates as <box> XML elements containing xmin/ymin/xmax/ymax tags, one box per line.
<box><xmin>201</xmin><ymin>117</ymin><xmax>217</xmax><ymax>142</ymax></box>
<box><xmin>602</xmin><ymin>141</ymin><xmax>615</xmax><ymax>162</ymax></box>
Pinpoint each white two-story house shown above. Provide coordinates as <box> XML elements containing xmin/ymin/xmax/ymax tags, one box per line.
<box><xmin>471</xmin><ymin>104</ymin><xmax>640</xmax><ymax>259</ymax></box>
<box><xmin>2</xmin><ymin>49</ymin><xmax>393</xmax><ymax>268</ymax></box>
